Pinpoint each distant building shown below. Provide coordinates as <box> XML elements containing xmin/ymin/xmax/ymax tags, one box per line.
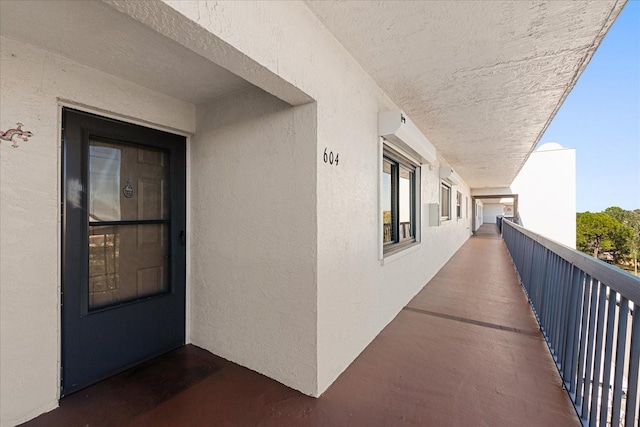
<box><xmin>511</xmin><ymin>142</ymin><xmax>577</xmax><ymax>248</ymax></box>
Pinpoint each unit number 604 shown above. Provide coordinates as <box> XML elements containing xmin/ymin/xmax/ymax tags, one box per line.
<box><xmin>323</xmin><ymin>148</ymin><xmax>339</xmax><ymax>166</ymax></box>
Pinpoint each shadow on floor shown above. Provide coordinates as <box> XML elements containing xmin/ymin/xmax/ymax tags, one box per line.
<box><xmin>24</xmin><ymin>228</ymin><xmax>579</xmax><ymax>427</ymax></box>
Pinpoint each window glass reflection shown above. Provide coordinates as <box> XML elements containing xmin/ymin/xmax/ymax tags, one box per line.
<box><xmin>89</xmin><ymin>144</ymin><xmax>121</xmax><ymax>221</ymax></box>
<box><xmin>89</xmin><ymin>140</ymin><xmax>169</xmax><ymax>222</ymax></box>
<box><xmin>399</xmin><ymin>168</ymin><xmax>413</xmax><ymax>240</ymax></box>
<box><xmin>89</xmin><ymin>224</ymin><xmax>169</xmax><ymax>310</ymax></box>
<box><xmin>382</xmin><ymin>150</ymin><xmax>418</xmax><ymax>253</ymax></box>
<box><xmin>382</xmin><ymin>159</ymin><xmax>394</xmax><ymax>243</ymax></box>
<box><xmin>441</xmin><ymin>184</ymin><xmax>451</xmax><ymax>219</ymax></box>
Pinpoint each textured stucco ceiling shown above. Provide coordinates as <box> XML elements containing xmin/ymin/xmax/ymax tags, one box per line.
<box><xmin>1</xmin><ymin>0</ymin><xmax>624</xmax><ymax>188</ymax></box>
<box><xmin>0</xmin><ymin>0</ymin><xmax>250</xmax><ymax>105</ymax></box>
<box><xmin>305</xmin><ymin>0</ymin><xmax>624</xmax><ymax>188</ymax></box>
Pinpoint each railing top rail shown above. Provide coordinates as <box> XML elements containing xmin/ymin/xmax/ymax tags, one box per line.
<box><xmin>503</xmin><ymin>219</ymin><xmax>640</xmax><ymax>303</ymax></box>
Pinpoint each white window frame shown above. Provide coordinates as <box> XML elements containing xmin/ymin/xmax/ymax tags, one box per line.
<box><xmin>441</xmin><ymin>182</ymin><xmax>451</xmax><ymax>221</ymax></box>
<box><xmin>456</xmin><ymin>191</ymin><xmax>462</xmax><ymax>219</ymax></box>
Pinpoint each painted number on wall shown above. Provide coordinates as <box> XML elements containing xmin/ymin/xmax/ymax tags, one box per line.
<box><xmin>323</xmin><ymin>148</ymin><xmax>339</xmax><ymax>166</ymax></box>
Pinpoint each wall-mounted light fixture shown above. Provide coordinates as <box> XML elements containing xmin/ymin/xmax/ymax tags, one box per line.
<box><xmin>439</xmin><ymin>166</ymin><xmax>459</xmax><ymax>185</ymax></box>
<box><xmin>379</xmin><ymin>110</ymin><xmax>437</xmax><ymax>166</ymax></box>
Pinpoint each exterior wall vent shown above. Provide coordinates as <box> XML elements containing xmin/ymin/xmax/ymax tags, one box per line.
<box><xmin>378</xmin><ymin>110</ymin><xmax>437</xmax><ymax>165</ymax></box>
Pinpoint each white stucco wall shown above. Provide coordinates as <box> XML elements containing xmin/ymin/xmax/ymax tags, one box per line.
<box><xmin>0</xmin><ymin>36</ymin><xmax>195</xmax><ymax>427</ymax></box>
<box><xmin>511</xmin><ymin>142</ymin><xmax>576</xmax><ymax>248</ymax></box>
<box><xmin>483</xmin><ymin>203</ymin><xmax>505</xmax><ymax>224</ymax></box>
<box><xmin>1</xmin><ymin>2</ymin><xmax>476</xmax><ymax>423</ymax></box>
<box><xmin>153</xmin><ymin>1</ymin><xmax>472</xmax><ymax>394</ymax></box>
<box><xmin>190</xmin><ymin>87</ymin><xmax>318</xmax><ymax>394</ymax></box>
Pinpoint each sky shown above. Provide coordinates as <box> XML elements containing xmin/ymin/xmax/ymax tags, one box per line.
<box><xmin>536</xmin><ymin>1</ymin><xmax>640</xmax><ymax>213</ymax></box>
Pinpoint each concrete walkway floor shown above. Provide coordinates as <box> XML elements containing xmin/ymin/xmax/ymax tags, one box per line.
<box><xmin>24</xmin><ymin>224</ymin><xmax>579</xmax><ymax>427</ymax></box>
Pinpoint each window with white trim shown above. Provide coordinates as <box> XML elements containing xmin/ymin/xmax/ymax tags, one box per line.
<box><xmin>382</xmin><ymin>147</ymin><xmax>418</xmax><ymax>254</ymax></box>
<box><xmin>441</xmin><ymin>183</ymin><xmax>451</xmax><ymax>220</ymax></box>
<box><xmin>456</xmin><ymin>191</ymin><xmax>462</xmax><ymax>219</ymax></box>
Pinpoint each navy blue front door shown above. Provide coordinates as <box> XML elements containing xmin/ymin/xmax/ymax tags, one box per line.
<box><xmin>61</xmin><ymin>108</ymin><xmax>186</xmax><ymax>395</ymax></box>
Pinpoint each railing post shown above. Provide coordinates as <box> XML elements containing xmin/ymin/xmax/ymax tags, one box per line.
<box><xmin>581</xmin><ymin>277</ymin><xmax>599</xmax><ymax>421</ymax></box>
<box><xmin>541</xmin><ymin>249</ymin><xmax>553</xmax><ymax>339</ymax></box>
<box><xmin>525</xmin><ymin>238</ymin><xmax>534</xmax><ymax>290</ymax></box>
<box><xmin>550</xmin><ymin>255</ymin><xmax>562</xmax><ymax>357</ymax></box>
<box><xmin>531</xmin><ymin>244</ymin><xmax>545</xmax><ymax>322</ymax></box>
<box><xmin>564</xmin><ymin>267</ymin><xmax>583</xmax><ymax>396</ymax></box>
<box><xmin>611</xmin><ymin>298</ymin><xmax>629</xmax><ymax>425</ymax></box>
<box><xmin>557</xmin><ymin>260</ymin><xmax>572</xmax><ymax>374</ymax></box>
<box><xmin>589</xmin><ymin>283</ymin><xmax>607</xmax><ymax>425</ymax></box>
<box><xmin>599</xmin><ymin>289</ymin><xmax>617</xmax><ymax>427</ymax></box>
<box><xmin>625</xmin><ymin>309</ymin><xmax>640</xmax><ymax>426</ymax></box>
<box><xmin>576</xmin><ymin>274</ymin><xmax>592</xmax><ymax>414</ymax></box>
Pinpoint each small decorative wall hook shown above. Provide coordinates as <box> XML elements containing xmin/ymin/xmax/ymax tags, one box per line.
<box><xmin>123</xmin><ymin>179</ymin><xmax>134</xmax><ymax>198</ymax></box>
<box><xmin>1</xmin><ymin>123</ymin><xmax>34</xmax><ymax>148</ymax></box>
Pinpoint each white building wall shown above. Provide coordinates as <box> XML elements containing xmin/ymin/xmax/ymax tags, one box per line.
<box><xmin>511</xmin><ymin>143</ymin><xmax>576</xmax><ymax>248</ymax></box>
<box><xmin>190</xmin><ymin>87</ymin><xmax>319</xmax><ymax>394</ymax></box>
<box><xmin>0</xmin><ymin>36</ymin><xmax>195</xmax><ymax>427</ymax></box>
<box><xmin>157</xmin><ymin>1</ymin><xmax>472</xmax><ymax>394</ymax></box>
<box><xmin>483</xmin><ymin>203</ymin><xmax>505</xmax><ymax>224</ymax></box>
<box><xmin>1</xmin><ymin>2</ymin><xmax>475</xmax><ymax>423</ymax></box>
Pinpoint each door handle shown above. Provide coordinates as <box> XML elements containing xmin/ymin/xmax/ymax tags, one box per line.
<box><xmin>179</xmin><ymin>230</ymin><xmax>186</xmax><ymax>246</ymax></box>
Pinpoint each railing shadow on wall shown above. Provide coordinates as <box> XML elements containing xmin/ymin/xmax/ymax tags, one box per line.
<box><xmin>502</xmin><ymin>219</ymin><xmax>640</xmax><ymax>427</ymax></box>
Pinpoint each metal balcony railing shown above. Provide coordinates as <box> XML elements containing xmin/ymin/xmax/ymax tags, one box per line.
<box><xmin>502</xmin><ymin>219</ymin><xmax>640</xmax><ymax>427</ymax></box>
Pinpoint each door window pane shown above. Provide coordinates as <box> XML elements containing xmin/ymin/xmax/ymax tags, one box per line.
<box><xmin>89</xmin><ymin>140</ymin><xmax>169</xmax><ymax>221</ymax></box>
<box><xmin>89</xmin><ymin>224</ymin><xmax>169</xmax><ymax>310</ymax></box>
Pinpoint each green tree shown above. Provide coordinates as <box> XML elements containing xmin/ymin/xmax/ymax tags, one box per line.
<box><xmin>610</xmin><ymin>224</ymin><xmax>633</xmax><ymax>263</ymax></box>
<box><xmin>604</xmin><ymin>206</ymin><xmax>627</xmax><ymax>223</ymax></box>
<box><xmin>604</xmin><ymin>207</ymin><xmax>640</xmax><ymax>274</ymax></box>
<box><xmin>631</xmin><ymin>210</ymin><xmax>640</xmax><ymax>275</ymax></box>
<box><xmin>576</xmin><ymin>212</ymin><xmax>623</xmax><ymax>259</ymax></box>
